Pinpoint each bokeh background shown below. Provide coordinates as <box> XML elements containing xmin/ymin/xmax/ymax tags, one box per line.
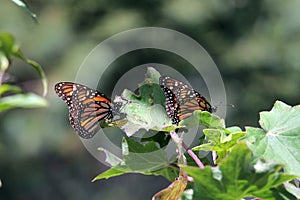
<box><xmin>1</xmin><ymin>0</ymin><xmax>300</xmax><ymax>199</ymax></box>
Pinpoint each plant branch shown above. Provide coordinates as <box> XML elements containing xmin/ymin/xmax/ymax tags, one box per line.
<box><xmin>170</xmin><ymin>130</ymin><xmax>204</xmax><ymax>169</ymax></box>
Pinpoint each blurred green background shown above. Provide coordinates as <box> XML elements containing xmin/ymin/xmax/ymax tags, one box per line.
<box><xmin>1</xmin><ymin>0</ymin><xmax>300</xmax><ymax>199</ymax></box>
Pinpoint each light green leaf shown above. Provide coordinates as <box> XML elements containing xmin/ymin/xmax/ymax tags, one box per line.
<box><xmin>0</xmin><ymin>52</ymin><xmax>9</xmax><ymax>71</ymax></box>
<box><xmin>243</xmin><ymin>101</ymin><xmax>300</xmax><ymax>176</ymax></box>
<box><xmin>117</xmin><ymin>67</ymin><xmax>174</xmax><ymax>136</ymax></box>
<box><xmin>92</xmin><ymin>165</ymin><xmax>131</xmax><ymax>182</ymax></box>
<box><xmin>180</xmin><ymin>110</ymin><xmax>225</xmax><ymax>129</ymax></box>
<box><xmin>0</xmin><ymin>84</ymin><xmax>22</xmax><ymax>96</ymax></box>
<box><xmin>192</xmin><ymin>126</ymin><xmax>245</xmax><ymax>162</ymax></box>
<box><xmin>0</xmin><ymin>33</ymin><xmax>16</xmax><ymax>57</ymax></box>
<box><xmin>0</xmin><ymin>93</ymin><xmax>48</xmax><ymax>112</ymax></box>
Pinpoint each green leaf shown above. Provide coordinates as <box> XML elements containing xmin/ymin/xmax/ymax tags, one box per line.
<box><xmin>0</xmin><ymin>93</ymin><xmax>48</xmax><ymax>112</ymax></box>
<box><xmin>0</xmin><ymin>33</ymin><xmax>16</xmax><ymax>58</ymax></box>
<box><xmin>0</xmin><ymin>84</ymin><xmax>22</xmax><ymax>96</ymax></box>
<box><xmin>141</xmin><ymin>131</ymin><xmax>171</xmax><ymax>148</ymax></box>
<box><xmin>122</xmin><ymin>138</ymin><xmax>169</xmax><ymax>172</ymax></box>
<box><xmin>180</xmin><ymin>110</ymin><xmax>225</xmax><ymax>129</ymax></box>
<box><xmin>151</xmin><ymin>166</ymin><xmax>179</xmax><ymax>182</ymax></box>
<box><xmin>93</xmin><ymin>135</ymin><xmax>179</xmax><ymax>182</ymax></box>
<box><xmin>92</xmin><ymin>163</ymin><xmax>179</xmax><ymax>182</ymax></box>
<box><xmin>243</xmin><ymin>101</ymin><xmax>300</xmax><ymax>176</ymax></box>
<box><xmin>92</xmin><ymin>165</ymin><xmax>132</xmax><ymax>181</ymax></box>
<box><xmin>117</xmin><ymin>67</ymin><xmax>174</xmax><ymax>136</ymax></box>
<box><xmin>182</xmin><ymin>143</ymin><xmax>297</xmax><ymax>200</ymax></box>
<box><xmin>192</xmin><ymin>126</ymin><xmax>245</xmax><ymax>162</ymax></box>
<box><xmin>0</xmin><ymin>33</ymin><xmax>47</xmax><ymax>96</ymax></box>
<box><xmin>10</xmin><ymin>0</ymin><xmax>38</xmax><ymax>23</ymax></box>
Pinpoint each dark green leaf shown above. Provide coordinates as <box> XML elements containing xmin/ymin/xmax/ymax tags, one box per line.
<box><xmin>123</xmin><ymin>138</ymin><xmax>169</xmax><ymax>172</ymax></box>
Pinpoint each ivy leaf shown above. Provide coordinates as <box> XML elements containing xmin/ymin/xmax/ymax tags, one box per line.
<box><xmin>243</xmin><ymin>101</ymin><xmax>300</xmax><ymax>176</ymax></box>
<box><xmin>182</xmin><ymin>143</ymin><xmax>297</xmax><ymax>200</ymax></box>
<box><xmin>0</xmin><ymin>93</ymin><xmax>48</xmax><ymax>112</ymax></box>
<box><xmin>192</xmin><ymin>126</ymin><xmax>245</xmax><ymax>162</ymax></box>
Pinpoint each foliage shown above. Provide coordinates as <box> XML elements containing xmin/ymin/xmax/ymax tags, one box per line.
<box><xmin>243</xmin><ymin>101</ymin><xmax>300</xmax><ymax>176</ymax></box>
<box><xmin>2</xmin><ymin>1</ymin><xmax>300</xmax><ymax>199</ymax></box>
<box><xmin>0</xmin><ymin>32</ymin><xmax>47</xmax><ymax>112</ymax></box>
<box><xmin>93</xmin><ymin>68</ymin><xmax>300</xmax><ymax>199</ymax></box>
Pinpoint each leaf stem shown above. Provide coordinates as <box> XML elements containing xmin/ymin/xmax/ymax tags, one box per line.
<box><xmin>170</xmin><ymin>130</ymin><xmax>204</xmax><ymax>169</ymax></box>
<box><xmin>182</xmin><ymin>142</ymin><xmax>204</xmax><ymax>169</ymax></box>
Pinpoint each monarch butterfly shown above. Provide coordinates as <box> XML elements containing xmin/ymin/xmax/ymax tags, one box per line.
<box><xmin>54</xmin><ymin>82</ymin><xmax>120</xmax><ymax>139</ymax></box>
<box><xmin>159</xmin><ymin>76</ymin><xmax>213</xmax><ymax>125</ymax></box>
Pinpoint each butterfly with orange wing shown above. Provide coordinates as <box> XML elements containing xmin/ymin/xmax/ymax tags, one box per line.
<box><xmin>159</xmin><ymin>76</ymin><xmax>214</xmax><ymax>125</ymax></box>
<box><xmin>54</xmin><ymin>82</ymin><xmax>121</xmax><ymax>139</ymax></box>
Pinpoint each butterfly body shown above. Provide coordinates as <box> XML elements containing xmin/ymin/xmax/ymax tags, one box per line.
<box><xmin>159</xmin><ymin>76</ymin><xmax>213</xmax><ymax>125</ymax></box>
<box><xmin>54</xmin><ymin>82</ymin><xmax>115</xmax><ymax>139</ymax></box>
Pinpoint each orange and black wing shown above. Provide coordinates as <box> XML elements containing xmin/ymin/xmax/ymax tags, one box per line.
<box><xmin>54</xmin><ymin>82</ymin><xmax>113</xmax><ymax>139</ymax></box>
<box><xmin>159</xmin><ymin>76</ymin><xmax>212</xmax><ymax>125</ymax></box>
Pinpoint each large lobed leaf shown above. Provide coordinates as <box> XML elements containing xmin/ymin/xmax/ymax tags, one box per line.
<box><xmin>243</xmin><ymin>101</ymin><xmax>300</xmax><ymax>176</ymax></box>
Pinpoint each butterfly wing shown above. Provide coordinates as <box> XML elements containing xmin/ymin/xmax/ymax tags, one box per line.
<box><xmin>54</xmin><ymin>82</ymin><xmax>113</xmax><ymax>139</ymax></box>
<box><xmin>161</xmin><ymin>86</ymin><xmax>180</xmax><ymax>125</ymax></box>
<box><xmin>159</xmin><ymin>76</ymin><xmax>212</xmax><ymax>124</ymax></box>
